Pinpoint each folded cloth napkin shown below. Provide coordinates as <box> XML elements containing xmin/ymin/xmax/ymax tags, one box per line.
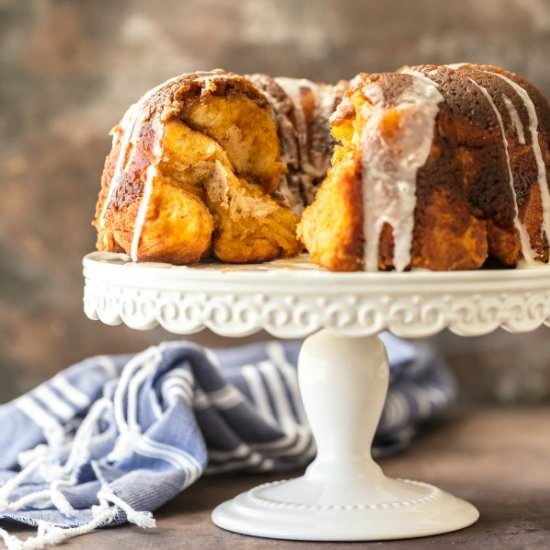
<box><xmin>0</xmin><ymin>336</ymin><xmax>455</xmax><ymax>549</ymax></box>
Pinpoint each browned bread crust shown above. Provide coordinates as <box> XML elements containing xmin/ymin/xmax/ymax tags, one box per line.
<box><xmin>299</xmin><ymin>64</ymin><xmax>550</xmax><ymax>271</ymax></box>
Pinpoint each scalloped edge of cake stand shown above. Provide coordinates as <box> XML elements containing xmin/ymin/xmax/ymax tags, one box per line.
<box><xmin>84</xmin><ymin>251</ymin><xmax>550</xmax><ymax>338</ymax></box>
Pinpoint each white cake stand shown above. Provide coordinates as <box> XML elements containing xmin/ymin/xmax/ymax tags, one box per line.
<box><xmin>83</xmin><ymin>251</ymin><xmax>550</xmax><ymax>541</ymax></box>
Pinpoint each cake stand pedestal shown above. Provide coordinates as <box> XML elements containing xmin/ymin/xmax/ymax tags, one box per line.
<box><xmin>83</xmin><ymin>252</ymin><xmax>550</xmax><ymax>541</ymax></box>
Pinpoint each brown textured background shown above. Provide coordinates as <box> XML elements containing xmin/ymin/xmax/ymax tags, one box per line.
<box><xmin>2</xmin><ymin>0</ymin><xmax>550</xmax><ymax>402</ymax></box>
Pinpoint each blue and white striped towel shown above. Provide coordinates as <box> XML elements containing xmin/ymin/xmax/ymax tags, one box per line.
<box><xmin>0</xmin><ymin>336</ymin><xmax>455</xmax><ymax>549</ymax></box>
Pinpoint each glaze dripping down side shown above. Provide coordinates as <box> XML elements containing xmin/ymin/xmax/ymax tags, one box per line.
<box><xmin>360</xmin><ymin>74</ymin><xmax>443</xmax><ymax>272</ymax></box>
<box><xmin>468</xmin><ymin>77</ymin><xmax>534</xmax><ymax>263</ymax></box>
<box><xmin>487</xmin><ymin>70</ymin><xmax>550</xmax><ymax>256</ymax></box>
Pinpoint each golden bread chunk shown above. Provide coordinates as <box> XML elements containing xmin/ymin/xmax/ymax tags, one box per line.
<box><xmin>184</xmin><ymin>95</ymin><xmax>286</xmax><ymax>193</ymax></box>
<box><xmin>95</xmin><ymin>72</ymin><xmax>301</xmax><ymax>264</ymax></box>
<box><xmin>205</xmin><ymin>161</ymin><xmax>301</xmax><ymax>262</ymax></box>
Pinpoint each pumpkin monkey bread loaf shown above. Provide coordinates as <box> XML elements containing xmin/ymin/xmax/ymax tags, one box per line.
<box><xmin>94</xmin><ymin>70</ymin><xmax>345</xmax><ymax>264</ymax></box>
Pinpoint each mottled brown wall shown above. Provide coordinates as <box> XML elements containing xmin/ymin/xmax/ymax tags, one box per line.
<box><xmin>2</xmin><ymin>0</ymin><xmax>550</xmax><ymax>401</ymax></box>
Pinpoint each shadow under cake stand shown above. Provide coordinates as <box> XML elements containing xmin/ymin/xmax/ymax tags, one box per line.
<box><xmin>83</xmin><ymin>252</ymin><xmax>550</xmax><ymax>541</ymax></box>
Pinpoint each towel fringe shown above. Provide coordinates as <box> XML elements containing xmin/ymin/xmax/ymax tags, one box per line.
<box><xmin>48</xmin><ymin>482</ymin><xmax>78</xmax><ymax>518</ymax></box>
<box><xmin>0</xmin><ymin>507</ymin><xmax>117</xmax><ymax>550</ymax></box>
<box><xmin>0</xmin><ymin>486</ymin><xmax>155</xmax><ymax>549</ymax></box>
<box><xmin>0</xmin><ymin>397</ymin><xmax>114</xmax><ymax>519</ymax></box>
<box><xmin>61</xmin><ymin>398</ymin><xmax>111</xmax><ymax>476</ymax></box>
<box><xmin>97</xmin><ymin>487</ymin><xmax>156</xmax><ymax>529</ymax></box>
<box><xmin>0</xmin><ymin>457</ymin><xmax>44</xmax><ymax>507</ymax></box>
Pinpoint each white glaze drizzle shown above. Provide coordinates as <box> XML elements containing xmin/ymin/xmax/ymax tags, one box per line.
<box><xmin>275</xmin><ymin>78</ymin><xmax>311</xmax><ymax>172</ymax></box>
<box><xmin>401</xmin><ymin>68</ymin><xmax>441</xmax><ymax>90</ymax></box>
<box><xmin>99</xmin><ymin>74</ymin><xmax>184</xmax><ymax>230</ymax></box>
<box><xmin>446</xmin><ymin>63</ymin><xmax>468</xmax><ymax>70</ymax></box>
<box><xmin>329</xmin><ymin>92</ymin><xmax>353</xmax><ymax>125</ymax></box>
<box><xmin>468</xmin><ymin>77</ymin><xmax>535</xmax><ymax>262</ymax></box>
<box><xmin>130</xmin><ymin>117</ymin><xmax>163</xmax><ymax>261</ymax></box>
<box><xmin>503</xmin><ymin>95</ymin><xmax>526</xmax><ymax>144</ymax></box>
<box><xmin>99</xmin><ymin>103</ymin><xmax>139</xmax><ymax>227</ymax></box>
<box><xmin>275</xmin><ymin>77</ymin><xmax>324</xmax><ymax>177</ymax></box>
<box><xmin>486</xmin><ymin>70</ymin><xmax>550</xmax><ymax>255</ymax></box>
<box><xmin>361</xmin><ymin>73</ymin><xmax>443</xmax><ymax>271</ymax></box>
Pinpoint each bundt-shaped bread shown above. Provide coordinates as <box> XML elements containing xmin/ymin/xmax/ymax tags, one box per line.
<box><xmin>299</xmin><ymin>64</ymin><xmax>550</xmax><ymax>271</ymax></box>
<box><xmin>94</xmin><ymin>70</ymin><xmax>344</xmax><ymax>264</ymax></box>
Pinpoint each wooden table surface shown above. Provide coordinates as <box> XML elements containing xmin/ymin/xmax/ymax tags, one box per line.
<box><xmin>5</xmin><ymin>408</ymin><xmax>550</xmax><ymax>549</ymax></box>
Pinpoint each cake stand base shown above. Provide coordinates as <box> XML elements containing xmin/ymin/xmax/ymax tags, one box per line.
<box><xmin>212</xmin><ymin>330</ymin><xmax>479</xmax><ymax>541</ymax></box>
<box><xmin>212</xmin><ymin>477</ymin><xmax>477</xmax><ymax>541</ymax></box>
